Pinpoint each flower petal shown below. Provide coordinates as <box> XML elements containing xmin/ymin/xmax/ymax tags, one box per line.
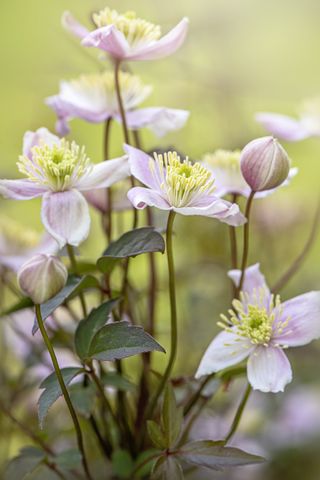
<box><xmin>127</xmin><ymin>186</ymin><xmax>171</xmax><ymax>210</ymax></box>
<box><xmin>195</xmin><ymin>330</ymin><xmax>253</xmax><ymax>378</ymax></box>
<box><xmin>82</xmin><ymin>25</ymin><xmax>129</xmax><ymax>59</ymax></box>
<box><xmin>41</xmin><ymin>190</ymin><xmax>90</xmax><ymax>248</ymax></box>
<box><xmin>255</xmin><ymin>112</ymin><xmax>311</xmax><ymax>141</ymax></box>
<box><xmin>228</xmin><ymin>263</ymin><xmax>270</xmax><ymax>298</ymax></box>
<box><xmin>129</xmin><ymin>18</ymin><xmax>189</xmax><ymax>61</ymax></box>
<box><xmin>0</xmin><ymin>179</ymin><xmax>47</xmax><ymax>199</ymax></box>
<box><xmin>273</xmin><ymin>291</ymin><xmax>320</xmax><ymax>347</ymax></box>
<box><xmin>84</xmin><ymin>187</ymin><xmax>131</xmax><ymax>213</ymax></box>
<box><xmin>62</xmin><ymin>11</ymin><xmax>90</xmax><ymax>39</ymax></box>
<box><xmin>125</xmin><ymin>145</ymin><xmax>160</xmax><ymax>189</ymax></box>
<box><xmin>23</xmin><ymin>128</ymin><xmax>60</xmax><ymax>158</ymax></box>
<box><xmin>247</xmin><ymin>346</ymin><xmax>292</xmax><ymax>393</ymax></box>
<box><xmin>46</xmin><ymin>94</ymin><xmax>110</xmax><ymax>126</ymax></box>
<box><xmin>125</xmin><ymin>107</ymin><xmax>189</xmax><ymax>137</ymax></box>
<box><xmin>76</xmin><ymin>156</ymin><xmax>130</xmax><ymax>191</ymax></box>
<box><xmin>175</xmin><ymin>198</ymin><xmax>246</xmax><ymax>226</ymax></box>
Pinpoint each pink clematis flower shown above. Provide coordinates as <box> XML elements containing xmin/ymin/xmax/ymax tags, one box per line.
<box><xmin>46</xmin><ymin>70</ymin><xmax>189</xmax><ymax>137</ymax></box>
<box><xmin>126</xmin><ymin>145</ymin><xmax>246</xmax><ymax>226</ymax></box>
<box><xmin>202</xmin><ymin>149</ymin><xmax>297</xmax><ymax>199</ymax></box>
<box><xmin>195</xmin><ymin>264</ymin><xmax>320</xmax><ymax>393</ymax></box>
<box><xmin>0</xmin><ymin>128</ymin><xmax>129</xmax><ymax>248</ymax></box>
<box><xmin>256</xmin><ymin>99</ymin><xmax>320</xmax><ymax>141</ymax></box>
<box><xmin>0</xmin><ymin>215</ymin><xmax>58</xmax><ymax>272</ymax></box>
<box><xmin>63</xmin><ymin>8</ymin><xmax>189</xmax><ymax>62</ymax></box>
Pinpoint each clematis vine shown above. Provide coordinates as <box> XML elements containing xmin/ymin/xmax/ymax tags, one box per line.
<box><xmin>195</xmin><ymin>264</ymin><xmax>320</xmax><ymax>393</ymax></box>
<box><xmin>0</xmin><ymin>128</ymin><xmax>129</xmax><ymax>248</ymax></box>
<box><xmin>256</xmin><ymin>98</ymin><xmax>320</xmax><ymax>141</ymax></box>
<box><xmin>46</xmin><ymin>70</ymin><xmax>189</xmax><ymax>137</ymax></box>
<box><xmin>0</xmin><ymin>215</ymin><xmax>58</xmax><ymax>272</ymax></box>
<box><xmin>202</xmin><ymin>148</ymin><xmax>297</xmax><ymax>199</ymax></box>
<box><xmin>63</xmin><ymin>7</ymin><xmax>189</xmax><ymax>62</ymax></box>
<box><xmin>126</xmin><ymin>145</ymin><xmax>246</xmax><ymax>225</ymax></box>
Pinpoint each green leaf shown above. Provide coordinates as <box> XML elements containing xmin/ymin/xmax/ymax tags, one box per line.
<box><xmin>32</xmin><ymin>275</ymin><xmax>99</xmax><ymax>334</ymax></box>
<box><xmin>88</xmin><ymin>321</ymin><xmax>165</xmax><ymax>361</ymax></box>
<box><xmin>4</xmin><ymin>447</ymin><xmax>44</xmax><ymax>480</ymax></box>
<box><xmin>112</xmin><ymin>450</ymin><xmax>134</xmax><ymax>479</ymax></box>
<box><xmin>101</xmin><ymin>371</ymin><xmax>136</xmax><ymax>391</ymax></box>
<box><xmin>152</xmin><ymin>456</ymin><xmax>184</xmax><ymax>480</ymax></box>
<box><xmin>54</xmin><ymin>449</ymin><xmax>82</xmax><ymax>470</ymax></box>
<box><xmin>178</xmin><ymin>441</ymin><xmax>265</xmax><ymax>471</ymax></box>
<box><xmin>38</xmin><ymin>367</ymin><xmax>83</xmax><ymax>428</ymax></box>
<box><xmin>133</xmin><ymin>450</ymin><xmax>160</xmax><ymax>479</ymax></box>
<box><xmin>97</xmin><ymin>227</ymin><xmax>165</xmax><ymax>273</ymax></box>
<box><xmin>147</xmin><ymin>421</ymin><xmax>167</xmax><ymax>450</ymax></box>
<box><xmin>75</xmin><ymin>298</ymin><xmax>119</xmax><ymax>360</ymax></box>
<box><xmin>161</xmin><ymin>384</ymin><xmax>183</xmax><ymax>448</ymax></box>
<box><xmin>69</xmin><ymin>383</ymin><xmax>97</xmax><ymax>419</ymax></box>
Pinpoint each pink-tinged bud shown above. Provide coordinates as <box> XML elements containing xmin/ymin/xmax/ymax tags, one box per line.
<box><xmin>18</xmin><ymin>254</ymin><xmax>68</xmax><ymax>304</ymax></box>
<box><xmin>240</xmin><ymin>136</ymin><xmax>291</xmax><ymax>192</ymax></box>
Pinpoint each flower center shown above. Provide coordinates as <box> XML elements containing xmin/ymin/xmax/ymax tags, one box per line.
<box><xmin>66</xmin><ymin>71</ymin><xmax>152</xmax><ymax>113</ymax></box>
<box><xmin>0</xmin><ymin>216</ymin><xmax>40</xmax><ymax>254</ymax></box>
<box><xmin>17</xmin><ymin>140</ymin><xmax>91</xmax><ymax>192</ymax></box>
<box><xmin>150</xmin><ymin>151</ymin><xmax>215</xmax><ymax>208</ymax></box>
<box><xmin>218</xmin><ymin>290</ymin><xmax>290</xmax><ymax>346</ymax></box>
<box><xmin>202</xmin><ymin>149</ymin><xmax>241</xmax><ymax>173</ymax></box>
<box><xmin>93</xmin><ymin>8</ymin><xmax>161</xmax><ymax>48</ymax></box>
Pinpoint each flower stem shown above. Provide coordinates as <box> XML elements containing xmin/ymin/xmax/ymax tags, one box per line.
<box><xmin>236</xmin><ymin>191</ymin><xmax>255</xmax><ymax>296</ymax></box>
<box><xmin>66</xmin><ymin>244</ymin><xmax>87</xmax><ymax>317</ymax></box>
<box><xmin>143</xmin><ymin>211</ymin><xmax>178</xmax><ymax>423</ymax></box>
<box><xmin>104</xmin><ymin>118</ymin><xmax>113</xmax><ymax>244</ymax></box>
<box><xmin>35</xmin><ymin>305</ymin><xmax>93</xmax><ymax>480</ymax></box>
<box><xmin>114</xmin><ymin>60</ymin><xmax>130</xmax><ymax>145</ymax></box>
<box><xmin>224</xmin><ymin>383</ymin><xmax>251</xmax><ymax>443</ymax></box>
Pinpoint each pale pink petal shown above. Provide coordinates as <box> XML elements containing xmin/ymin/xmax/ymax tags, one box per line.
<box><xmin>273</xmin><ymin>292</ymin><xmax>320</xmax><ymax>347</ymax></box>
<box><xmin>247</xmin><ymin>346</ymin><xmax>292</xmax><ymax>393</ymax></box>
<box><xmin>41</xmin><ymin>190</ymin><xmax>90</xmax><ymax>248</ymax></box>
<box><xmin>129</xmin><ymin>18</ymin><xmax>189</xmax><ymax>61</ymax></box>
<box><xmin>0</xmin><ymin>179</ymin><xmax>47</xmax><ymax>199</ymax></box>
<box><xmin>84</xmin><ymin>188</ymin><xmax>131</xmax><ymax>213</ymax></box>
<box><xmin>76</xmin><ymin>156</ymin><xmax>129</xmax><ymax>191</ymax></box>
<box><xmin>228</xmin><ymin>263</ymin><xmax>270</xmax><ymax>297</ymax></box>
<box><xmin>127</xmin><ymin>186</ymin><xmax>171</xmax><ymax>210</ymax></box>
<box><xmin>255</xmin><ymin>112</ymin><xmax>311</xmax><ymax>141</ymax></box>
<box><xmin>82</xmin><ymin>25</ymin><xmax>130</xmax><ymax>59</ymax></box>
<box><xmin>62</xmin><ymin>11</ymin><xmax>90</xmax><ymax>39</ymax></box>
<box><xmin>125</xmin><ymin>107</ymin><xmax>189</xmax><ymax>137</ymax></box>
<box><xmin>195</xmin><ymin>329</ymin><xmax>254</xmax><ymax>378</ymax></box>
<box><xmin>46</xmin><ymin>95</ymin><xmax>110</xmax><ymax>126</ymax></box>
<box><xmin>175</xmin><ymin>198</ymin><xmax>246</xmax><ymax>226</ymax></box>
<box><xmin>125</xmin><ymin>145</ymin><xmax>160</xmax><ymax>189</ymax></box>
<box><xmin>23</xmin><ymin>128</ymin><xmax>60</xmax><ymax>158</ymax></box>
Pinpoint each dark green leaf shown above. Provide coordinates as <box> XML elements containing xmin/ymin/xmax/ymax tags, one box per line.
<box><xmin>54</xmin><ymin>449</ymin><xmax>82</xmax><ymax>470</ymax></box>
<box><xmin>88</xmin><ymin>321</ymin><xmax>165</xmax><ymax>361</ymax></box>
<box><xmin>101</xmin><ymin>371</ymin><xmax>136</xmax><ymax>391</ymax></box>
<box><xmin>161</xmin><ymin>385</ymin><xmax>183</xmax><ymax>448</ymax></box>
<box><xmin>152</xmin><ymin>456</ymin><xmax>184</xmax><ymax>480</ymax></box>
<box><xmin>32</xmin><ymin>275</ymin><xmax>99</xmax><ymax>334</ymax></box>
<box><xmin>4</xmin><ymin>447</ymin><xmax>44</xmax><ymax>480</ymax></box>
<box><xmin>178</xmin><ymin>441</ymin><xmax>265</xmax><ymax>471</ymax></box>
<box><xmin>75</xmin><ymin>298</ymin><xmax>119</xmax><ymax>360</ymax></box>
<box><xmin>38</xmin><ymin>367</ymin><xmax>83</xmax><ymax>428</ymax></box>
<box><xmin>112</xmin><ymin>450</ymin><xmax>134</xmax><ymax>479</ymax></box>
<box><xmin>69</xmin><ymin>383</ymin><xmax>97</xmax><ymax>418</ymax></box>
<box><xmin>147</xmin><ymin>421</ymin><xmax>167</xmax><ymax>450</ymax></box>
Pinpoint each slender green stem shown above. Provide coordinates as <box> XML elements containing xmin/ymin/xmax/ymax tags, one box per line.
<box><xmin>236</xmin><ymin>191</ymin><xmax>255</xmax><ymax>296</ymax></box>
<box><xmin>114</xmin><ymin>60</ymin><xmax>130</xmax><ymax>145</ymax></box>
<box><xmin>88</xmin><ymin>368</ymin><xmax>119</xmax><ymax>428</ymax></box>
<box><xmin>143</xmin><ymin>212</ymin><xmax>178</xmax><ymax>423</ymax></box>
<box><xmin>35</xmin><ymin>305</ymin><xmax>93</xmax><ymax>480</ymax></box>
<box><xmin>224</xmin><ymin>383</ymin><xmax>251</xmax><ymax>443</ymax></box>
<box><xmin>183</xmin><ymin>375</ymin><xmax>214</xmax><ymax>416</ymax></box>
<box><xmin>66</xmin><ymin>244</ymin><xmax>87</xmax><ymax>317</ymax></box>
<box><xmin>272</xmin><ymin>195</ymin><xmax>320</xmax><ymax>293</ymax></box>
<box><xmin>104</xmin><ymin>118</ymin><xmax>113</xmax><ymax>243</ymax></box>
<box><xmin>229</xmin><ymin>194</ymin><xmax>239</xmax><ymax>270</ymax></box>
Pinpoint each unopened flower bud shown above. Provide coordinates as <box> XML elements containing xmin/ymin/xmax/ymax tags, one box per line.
<box><xmin>240</xmin><ymin>136</ymin><xmax>291</xmax><ymax>192</ymax></box>
<box><xmin>18</xmin><ymin>254</ymin><xmax>68</xmax><ymax>304</ymax></box>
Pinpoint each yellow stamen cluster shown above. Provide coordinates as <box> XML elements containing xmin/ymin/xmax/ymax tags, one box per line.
<box><xmin>202</xmin><ymin>149</ymin><xmax>241</xmax><ymax>172</ymax></box>
<box><xmin>0</xmin><ymin>216</ymin><xmax>40</xmax><ymax>252</ymax></box>
<box><xmin>66</xmin><ymin>71</ymin><xmax>152</xmax><ymax>112</ymax></box>
<box><xmin>93</xmin><ymin>8</ymin><xmax>161</xmax><ymax>47</ymax></box>
<box><xmin>218</xmin><ymin>289</ymin><xmax>290</xmax><ymax>347</ymax></box>
<box><xmin>18</xmin><ymin>140</ymin><xmax>91</xmax><ymax>192</ymax></box>
<box><xmin>150</xmin><ymin>151</ymin><xmax>215</xmax><ymax>207</ymax></box>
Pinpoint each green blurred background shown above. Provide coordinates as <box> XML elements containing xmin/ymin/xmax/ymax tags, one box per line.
<box><xmin>1</xmin><ymin>0</ymin><xmax>320</xmax><ymax>478</ymax></box>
